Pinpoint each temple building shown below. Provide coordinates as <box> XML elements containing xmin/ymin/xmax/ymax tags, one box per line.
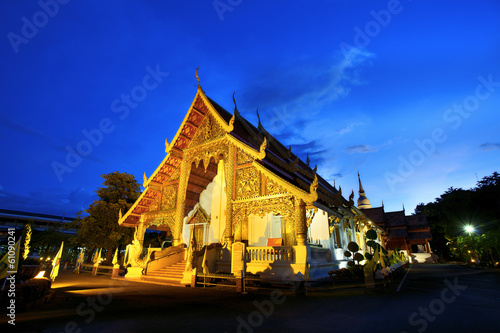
<box><xmin>118</xmin><ymin>76</ymin><xmax>385</xmax><ymax>284</ymax></box>
<box><xmin>356</xmin><ymin>174</ymin><xmax>436</xmax><ymax>263</ymax></box>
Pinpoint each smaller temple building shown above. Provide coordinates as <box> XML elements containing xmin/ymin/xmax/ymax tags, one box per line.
<box><xmin>356</xmin><ymin>174</ymin><xmax>436</xmax><ymax>263</ymax></box>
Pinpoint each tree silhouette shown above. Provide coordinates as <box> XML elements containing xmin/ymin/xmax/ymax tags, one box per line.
<box><xmin>75</xmin><ymin>172</ymin><xmax>140</xmax><ymax>262</ymax></box>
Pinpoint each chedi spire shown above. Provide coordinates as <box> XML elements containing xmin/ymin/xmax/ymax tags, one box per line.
<box><xmin>357</xmin><ymin>172</ymin><xmax>372</xmax><ymax>209</ymax></box>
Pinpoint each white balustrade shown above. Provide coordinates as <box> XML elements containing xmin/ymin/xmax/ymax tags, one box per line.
<box><xmin>246</xmin><ymin>246</ymin><xmax>294</xmax><ymax>263</ymax></box>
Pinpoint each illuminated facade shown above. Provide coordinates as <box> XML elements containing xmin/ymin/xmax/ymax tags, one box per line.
<box><xmin>118</xmin><ymin>77</ymin><xmax>384</xmax><ymax>283</ymax></box>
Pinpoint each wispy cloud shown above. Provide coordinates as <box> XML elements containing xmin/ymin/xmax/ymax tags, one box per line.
<box><xmin>0</xmin><ymin>113</ymin><xmax>52</xmax><ymax>141</ymax></box>
<box><xmin>238</xmin><ymin>47</ymin><xmax>374</xmax><ymax>180</ymax></box>
<box><xmin>479</xmin><ymin>142</ymin><xmax>500</xmax><ymax>151</ymax></box>
<box><xmin>335</xmin><ymin>122</ymin><xmax>363</xmax><ymax>135</ymax></box>
<box><xmin>241</xmin><ymin>47</ymin><xmax>375</xmax><ymax>132</ymax></box>
<box><xmin>345</xmin><ymin>144</ymin><xmax>378</xmax><ymax>154</ymax></box>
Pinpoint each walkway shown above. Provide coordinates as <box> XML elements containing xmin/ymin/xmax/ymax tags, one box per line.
<box><xmin>2</xmin><ymin>264</ymin><xmax>499</xmax><ymax>332</ymax></box>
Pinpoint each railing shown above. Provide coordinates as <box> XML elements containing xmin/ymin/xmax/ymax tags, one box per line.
<box><xmin>145</xmin><ymin>244</ymin><xmax>186</xmax><ymax>274</ymax></box>
<box><xmin>149</xmin><ymin>244</ymin><xmax>186</xmax><ymax>261</ymax></box>
<box><xmin>79</xmin><ymin>263</ymin><xmax>114</xmax><ymax>275</ymax></box>
<box><xmin>246</xmin><ymin>246</ymin><xmax>294</xmax><ymax>263</ymax></box>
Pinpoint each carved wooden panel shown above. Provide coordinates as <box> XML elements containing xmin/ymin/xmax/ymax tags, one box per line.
<box><xmin>189</xmin><ymin>113</ymin><xmax>225</xmax><ymax>148</ymax></box>
<box><xmin>235</xmin><ymin>167</ymin><xmax>260</xmax><ymax>199</ymax></box>
<box><xmin>236</xmin><ymin>148</ymin><xmax>253</xmax><ymax>165</ymax></box>
<box><xmin>167</xmin><ymin>167</ymin><xmax>181</xmax><ymax>182</ymax></box>
<box><xmin>265</xmin><ymin>177</ymin><xmax>287</xmax><ymax>196</ymax></box>
<box><xmin>161</xmin><ymin>184</ymin><xmax>178</xmax><ymax>210</ymax></box>
<box><xmin>144</xmin><ymin>209</ymin><xmax>176</xmax><ymax>230</ymax></box>
<box><xmin>149</xmin><ymin>197</ymin><xmax>160</xmax><ymax>211</ymax></box>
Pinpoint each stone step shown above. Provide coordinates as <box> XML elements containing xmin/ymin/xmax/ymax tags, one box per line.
<box><xmin>153</xmin><ymin>272</ymin><xmax>183</xmax><ymax>277</ymax></box>
<box><xmin>148</xmin><ymin>270</ymin><xmax>183</xmax><ymax>276</ymax></box>
<box><xmin>144</xmin><ymin>260</ymin><xmax>187</xmax><ymax>284</ymax></box>
<box><xmin>156</xmin><ymin>266</ymin><xmax>184</xmax><ymax>271</ymax></box>
<box><xmin>141</xmin><ymin>275</ymin><xmax>186</xmax><ymax>287</ymax></box>
<box><xmin>144</xmin><ymin>273</ymin><xmax>182</xmax><ymax>279</ymax></box>
<box><xmin>156</xmin><ymin>268</ymin><xmax>184</xmax><ymax>273</ymax></box>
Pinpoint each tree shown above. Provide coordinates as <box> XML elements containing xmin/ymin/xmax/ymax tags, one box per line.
<box><xmin>419</xmin><ymin>172</ymin><xmax>500</xmax><ymax>263</ymax></box>
<box><xmin>76</xmin><ymin>172</ymin><xmax>141</xmax><ymax>262</ymax></box>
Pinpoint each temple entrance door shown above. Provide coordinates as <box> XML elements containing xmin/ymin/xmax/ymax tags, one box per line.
<box><xmin>194</xmin><ymin>224</ymin><xmax>205</xmax><ymax>251</ymax></box>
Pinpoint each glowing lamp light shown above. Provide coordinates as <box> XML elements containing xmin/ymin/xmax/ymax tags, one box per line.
<box><xmin>464</xmin><ymin>225</ymin><xmax>475</xmax><ymax>234</ymax></box>
<box><xmin>34</xmin><ymin>271</ymin><xmax>46</xmax><ymax>279</ymax></box>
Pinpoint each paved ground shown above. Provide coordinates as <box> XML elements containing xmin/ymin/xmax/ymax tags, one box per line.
<box><xmin>2</xmin><ymin>264</ymin><xmax>499</xmax><ymax>332</ymax></box>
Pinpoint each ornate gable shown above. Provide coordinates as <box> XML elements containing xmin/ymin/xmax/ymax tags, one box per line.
<box><xmin>265</xmin><ymin>176</ymin><xmax>288</xmax><ymax>196</ymax></box>
<box><xmin>120</xmin><ymin>83</ymin><xmax>327</xmax><ymax>229</ymax></box>
<box><xmin>236</xmin><ymin>148</ymin><xmax>253</xmax><ymax>165</ymax></box>
<box><xmin>189</xmin><ymin>112</ymin><xmax>225</xmax><ymax>148</ymax></box>
<box><xmin>187</xmin><ymin>203</ymin><xmax>210</xmax><ymax>225</ymax></box>
<box><xmin>235</xmin><ymin>166</ymin><xmax>261</xmax><ymax>199</ymax></box>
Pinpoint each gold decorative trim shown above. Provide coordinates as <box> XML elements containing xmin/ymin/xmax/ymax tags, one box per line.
<box><xmin>251</xmin><ymin>160</ymin><xmax>315</xmax><ymax>204</ymax></box>
<box><xmin>232</xmin><ymin>195</ymin><xmax>295</xmax><ymax>242</ymax></box>
<box><xmin>232</xmin><ymin>193</ymin><xmax>290</xmax><ymax>204</ymax></box>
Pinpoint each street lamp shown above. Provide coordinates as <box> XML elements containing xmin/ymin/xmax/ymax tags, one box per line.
<box><xmin>464</xmin><ymin>225</ymin><xmax>475</xmax><ymax>235</ymax></box>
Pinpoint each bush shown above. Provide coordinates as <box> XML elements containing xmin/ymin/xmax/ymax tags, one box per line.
<box><xmin>328</xmin><ymin>267</ymin><xmax>364</xmax><ymax>281</ymax></box>
<box><xmin>21</xmin><ymin>257</ymin><xmax>41</xmax><ymax>266</ymax></box>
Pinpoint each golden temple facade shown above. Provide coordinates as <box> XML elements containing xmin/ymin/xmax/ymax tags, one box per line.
<box><xmin>118</xmin><ymin>78</ymin><xmax>384</xmax><ymax>282</ymax></box>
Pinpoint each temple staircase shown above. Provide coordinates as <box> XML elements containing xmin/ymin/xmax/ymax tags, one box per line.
<box><xmin>142</xmin><ymin>260</ymin><xmax>187</xmax><ymax>286</ymax></box>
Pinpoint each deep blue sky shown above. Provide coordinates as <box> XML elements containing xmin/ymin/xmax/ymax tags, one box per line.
<box><xmin>1</xmin><ymin>0</ymin><xmax>499</xmax><ymax>217</ymax></box>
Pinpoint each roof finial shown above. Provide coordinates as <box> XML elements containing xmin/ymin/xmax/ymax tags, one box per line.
<box><xmin>195</xmin><ymin>67</ymin><xmax>200</xmax><ymax>88</ymax></box>
<box><xmin>306</xmin><ymin>152</ymin><xmax>310</xmax><ymax>166</ymax></box>
<box><xmin>358</xmin><ymin>171</ymin><xmax>365</xmax><ymax>193</ymax></box>
<box><xmin>256</xmin><ymin>107</ymin><xmax>262</xmax><ymax>128</ymax></box>
<box><xmin>232</xmin><ymin>91</ymin><xmax>238</xmax><ymax>111</ymax></box>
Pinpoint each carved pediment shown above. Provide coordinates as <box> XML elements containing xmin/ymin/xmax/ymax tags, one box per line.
<box><xmin>187</xmin><ymin>203</ymin><xmax>210</xmax><ymax>225</ymax></box>
<box><xmin>236</xmin><ymin>166</ymin><xmax>261</xmax><ymax>199</ymax></box>
<box><xmin>189</xmin><ymin>112</ymin><xmax>225</xmax><ymax>148</ymax></box>
<box><xmin>237</xmin><ymin>148</ymin><xmax>253</xmax><ymax>165</ymax></box>
<box><xmin>265</xmin><ymin>176</ymin><xmax>287</xmax><ymax>196</ymax></box>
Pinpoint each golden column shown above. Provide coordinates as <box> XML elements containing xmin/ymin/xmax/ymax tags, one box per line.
<box><xmin>174</xmin><ymin>156</ymin><xmax>190</xmax><ymax>246</ymax></box>
<box><xmin>137</xmin><ymin>215</ymin><xmax>147</xmax><ymax>245</ymax></box>
<box><xmin>294</xmin><ymin>198</ymin><xmax>307</xmax><ymax>246</ymax></box>
<box><xmin>224</xmin><ymin>144</ymin><xmax>235</xmax><ymax>246</ymax></box>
